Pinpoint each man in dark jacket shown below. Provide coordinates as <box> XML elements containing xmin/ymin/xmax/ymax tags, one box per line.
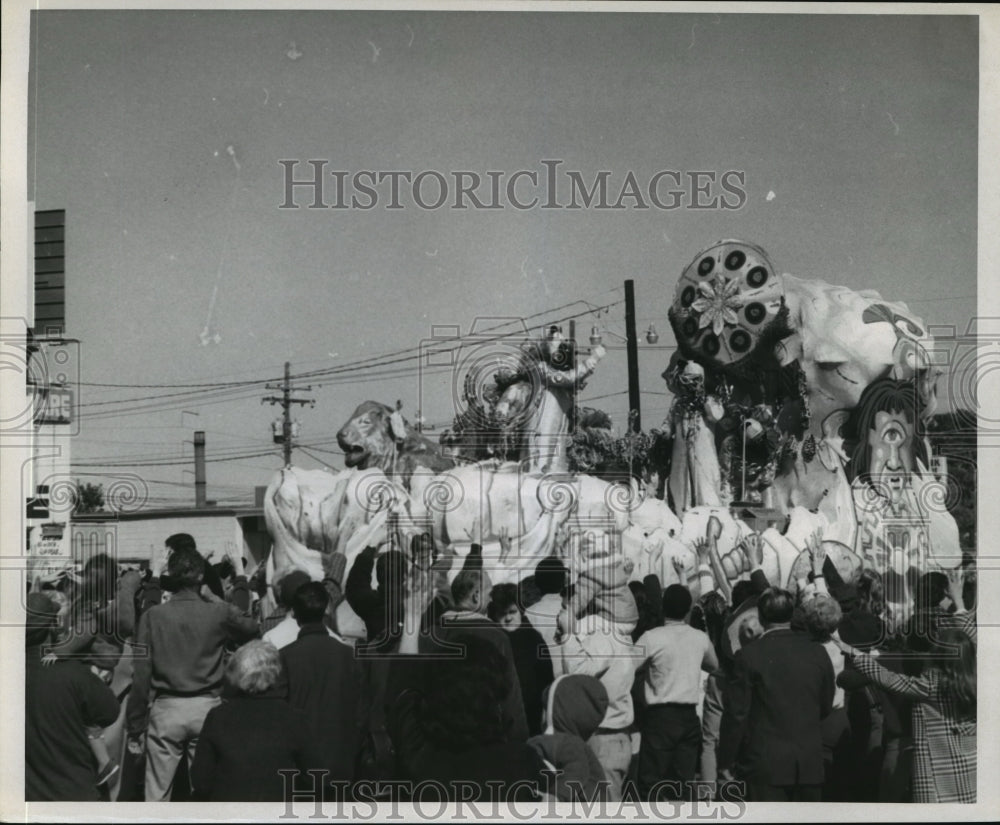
<box><xmin>280</xmin><ymin>582</ymin><xmax>364</xmax><ymax>786</ymax></box>
<box><xmin>718</xmin><ymin>588</ymin><xmax>835</xmax><ymax>802</ymax></box>
<box><xmin>26</xmin><ymin>591</ymin><xmax>121</xmax><ymax>801</ymax></box>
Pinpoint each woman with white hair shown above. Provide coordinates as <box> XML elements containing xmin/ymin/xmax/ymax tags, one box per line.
<box><xmin>191</xmin><ymin>640</ymin><xmax>321</xmax><ymax>801</ymax></box>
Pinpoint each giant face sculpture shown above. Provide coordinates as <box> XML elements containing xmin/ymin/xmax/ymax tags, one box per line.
<box><xmin>868</xmin><ymin>409</ymin><xmax>916</xmax><ymax>482</ymax></box>
<box><xmin>845</xmin><ymin>377</ymin><xmax>927</xmax><ymax>487</ymax></box>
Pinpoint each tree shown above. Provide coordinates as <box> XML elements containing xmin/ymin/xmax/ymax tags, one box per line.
<box><xmin>74</xmin><ymin>482</ymin><xmax>105</xmax><ymax>514</ymax></box>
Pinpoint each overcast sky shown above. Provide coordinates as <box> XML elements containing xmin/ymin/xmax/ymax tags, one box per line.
<box><xmin>25</xmin><ymin>9</ymin><xmax>978</xmax><ymax>505</ymax></box>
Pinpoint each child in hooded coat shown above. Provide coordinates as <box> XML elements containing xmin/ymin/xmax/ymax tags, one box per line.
<box><xmin>528</xmin><ymin>674</ymin><xmax>611</xmax><ymax>802</ymax></box>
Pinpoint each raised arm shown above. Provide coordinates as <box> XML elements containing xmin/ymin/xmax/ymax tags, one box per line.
<box><xmin>705</xmin><ymin>517</ymin><xmax>732</xmax><ymax>603</ymax></box>
<box><xmin>346</xmin><ymin>546</ymin><xmax>381</xmax><ymax>619</ymax></box>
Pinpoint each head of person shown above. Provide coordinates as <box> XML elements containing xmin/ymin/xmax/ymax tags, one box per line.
<box><xmin>421</xmin><ymin>633</ymin><xmax>511</xmax><ymax>751</ymax></box>
<box><xmin>291</xmin><ymin>581</ymin><xmax>329</xmax><ymax>625</ymax></box>
<box><xmin>803</xmin><ymin>594</ymin><xmax>843</xmax><ymax>642</ymax></box>
<box><xmin>486</xmin><ymin>583</ymin><xmax>522</xmax><ymax>632</ymax></box>
<box><xmin>275</xmin><ymin>569</ymin><xmax>311</xmax><ymax>610</ymax></box>
<box><xmin>737</xmin><ymin>613</ymin><xmax>763</xmax><ymax>647</ymax></box>
<box><xmin>165</xmin><ymin>532</ymin><xmax>198</xmax><ymax>556</ymax></box>
<box><xmin>692</xmin><ymin>591</ymin><xmax>730</xmax><ymax>654</ymax></box>
<box><xmin>914</xmin><ymin>571</ymin><xmax>951</xmax><ymax>614</ymax></box>
<box><xmin>81</xmin><ymin>553</ymin><xmax>116</xmax><ymax>603</ymax></box>
<box><xmin>166</xmin><ymin>545</ymin><xmax>205</xmax><ymax>591</ymax></box>
<box><xmin>855</xmin><ymin>568</ymin><xmax>885</xmax><ymax>616</ymax></box>
<box><xmin>757</xmin><ymin>588</ymin><xmax>795</xmax><ymax>629</ymax></box>
<box><xmin>662</xmin><ymin>583</ymin><xmax>693</xmax><ymax>622</ymax></box>
<box><xmin>25</xmin><ymin>591</ymin><xmax>59</xmax><ymax>648</ymax></box>
<box><xmin>541</xmin><ymin>674</ymin><xmax>609</xmax><ymax>739</ymax></box>
<box><xmin>534</xmin><ymin>557</ymin><xmax>568</xmax><ymax>597</ymax></box>
<box><xmin>451</xmin><ymin>568</ymin><xmax>491</xmax><ymax>614</ymax></box>
<box><xmin>224</xmin><ymin>640</ymin><xmax>282</xmax><ymax>697</ymax></box>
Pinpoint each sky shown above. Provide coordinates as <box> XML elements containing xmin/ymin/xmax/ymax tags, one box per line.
<box><xmin>22</xmin><ymin>8</ymin><xmax>979</xmax><ymax>507</ymax></box>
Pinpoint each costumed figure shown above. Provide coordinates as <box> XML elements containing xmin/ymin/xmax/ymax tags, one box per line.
<box><xmin>511</xmin><ymin>326</ymin><xmax>606</xmax><ymax>475</ymax></box>
<box><xmin>662</xmin><ymin>358</ymin><xmax>725</xmax><ymax>515</ymax></box>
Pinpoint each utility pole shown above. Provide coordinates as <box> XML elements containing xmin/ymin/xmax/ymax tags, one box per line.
<box><xmin>193</xmin><ymin>430</ymin><xmax>207</xmax><ymax>507</ymax></box>
<box><xmin>624</xmin><ymin>279</ymin><xmax>641</xmax><ymax>432</ymax></box>
<box><xmin>262</xmin><ymin>361</ymin><xmax>314</xmax><ymax>467</ymax></box>
<box><xmin>568</xmin><ymin>319</ymin><xmax>576</xmax><ymax>434</ymax></box>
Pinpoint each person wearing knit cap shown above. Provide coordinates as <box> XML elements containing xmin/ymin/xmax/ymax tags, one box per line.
<box><xmin>529</xmin><ymin>674</ymin><xmax>611</xmax><ymax>802</ymax></box>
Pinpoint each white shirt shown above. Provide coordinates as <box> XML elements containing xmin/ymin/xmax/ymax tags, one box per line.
<box><xmin>636</xmin><ymin>622</ymin><xmax>718</xmax><ymax>706</ymax></box>
<box><xmin>262</xmin><ymin>615</ymin><xmax>338</xmax><ymax>650</ymax></box>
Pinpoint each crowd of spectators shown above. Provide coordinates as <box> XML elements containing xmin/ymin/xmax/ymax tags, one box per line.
<box><xmin>25</xmin><ymin>522</ymin><xmax>977</xmax><ymax>805</ymax></box>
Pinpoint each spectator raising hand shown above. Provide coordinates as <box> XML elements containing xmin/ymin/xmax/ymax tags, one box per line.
<box><xmin>740</xmin><ymin>532</ymin><xmax>764</xmax><ymax>571</ymax></box>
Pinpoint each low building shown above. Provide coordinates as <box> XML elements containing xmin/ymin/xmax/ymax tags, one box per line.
<box><xmin>70</xmin><ymin>505</ymin><xmax>271</xmax><ymax>573</ymax></box>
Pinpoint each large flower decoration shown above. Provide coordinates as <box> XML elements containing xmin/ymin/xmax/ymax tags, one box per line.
<box><xmin>691</xmin><ymin>275</ymin><xmax>743</xmax><ymax>336</ymax></box>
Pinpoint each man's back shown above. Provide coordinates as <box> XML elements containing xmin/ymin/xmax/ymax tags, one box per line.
<box><xmin>428</xmin><ymin>612</ymin><xmax>530</xmax><ymax>743</ymax></box>
<box><xmin>637</xmin><ymin>622</ymin><xmax>716</xmax><ymax>706</ymax></box>
<box><xmin>721</xmin><ymin>628</ymin><xmax>835</xmax><ymax>786</ymax></box>
<box><xmin>281</xmin><ymin>626</ymin><xmax>363</xmax><ymax>778</ymax></box>
<box><xmin>26</xmin><ymin>654</ymin><xmax>120</xmax><ymax>801</ymax></box>
<box><xmin>141</xmin><ymin>591</ymin><xmax>258</xmax><ymax>694</ymax></box>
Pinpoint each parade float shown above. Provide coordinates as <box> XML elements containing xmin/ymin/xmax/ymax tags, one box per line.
<box><xmin>264</xmin><ymin>240</ymin><xmax>964</xmax><ymax>634</ymax></box>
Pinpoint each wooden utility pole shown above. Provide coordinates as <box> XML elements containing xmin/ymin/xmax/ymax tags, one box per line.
<box><xmin>263</xmin><ymin>361</ymin><xmax>314</xmax><ymax>467</ymax></box>
<box><xmin>193</xmin><ymin>431</ymin><xmax>206</xmax><ymax>507</ymax></box>
<box><xmin>624</xmin><ymin>279</ymin><xmax>641</xmax><ymax>432</ymax></box>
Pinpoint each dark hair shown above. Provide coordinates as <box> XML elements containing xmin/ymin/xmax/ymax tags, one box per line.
<box><xmin>914</xmin><ymin>571</ymin><xmax>949</xmax><ymax>614</ymax></box>
<box><xmin>692</xmin><ymin>591</ymin><xmax>730</xmax><ymax>654</ymax></box>
<box><xmin>291</xmin><ymin>582</ymin><xmax>330</xmax><ymax>624</ymax></box>
<box><xmin>421</xmin><ymin>634</ymin><xmax>510</xmax><ymax>751</ymax></box>
<box><xmin>165</xmin><ymin>533</ymin><xmax>197</xmax><ymax>554</ymax></box>
<box><xmin>758</xmin><ymin>588</ymin><xmax>795</xmax><ymax>626</ymax></box>
<box><xmin>857</xmin><ymin>569</ymin><xmax>885</xmax><ymax>618</ymax></box>
<box><xmin>72</xmin><ymin>554</ymin><xmax>119</xmax><ymax>636</ymax></box>
<box><xmin>486</xmin><ymin>583</ymin><xmax>520</xmax><ymax>624</ymax></box>
<box><xmin>534</xmin><ymin>557</ymin><xmax>568</xmax><ymax>595</ymax></box>
<box><xmin>167</xmin><ymin>546</ymin><xmax>205</xmax><ymax>589</ymax></box>
<box><xmin>662</xmin><ymin>584</ymin><xmax>693</xmax><ymax>621</ymax></box>
<box><xmin>845</xmin><ymin>378</ymin><xmax>928</xmax><ymax>485</ymax></box>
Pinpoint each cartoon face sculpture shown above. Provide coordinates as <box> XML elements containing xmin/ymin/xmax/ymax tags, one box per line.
<box><xmin>868</xmin><ymin>410</ymin><xmax>916</xmax><ymax>480</ymax></box>
<box><xmin>669</xmin><ymin>240</ymin><xmax>786</xmax><ymax>368</ymax></box>
<box><xmin>846</xmin><ymin>378</ymin><xmax>926</xmax><ymax>486</ymax></box>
